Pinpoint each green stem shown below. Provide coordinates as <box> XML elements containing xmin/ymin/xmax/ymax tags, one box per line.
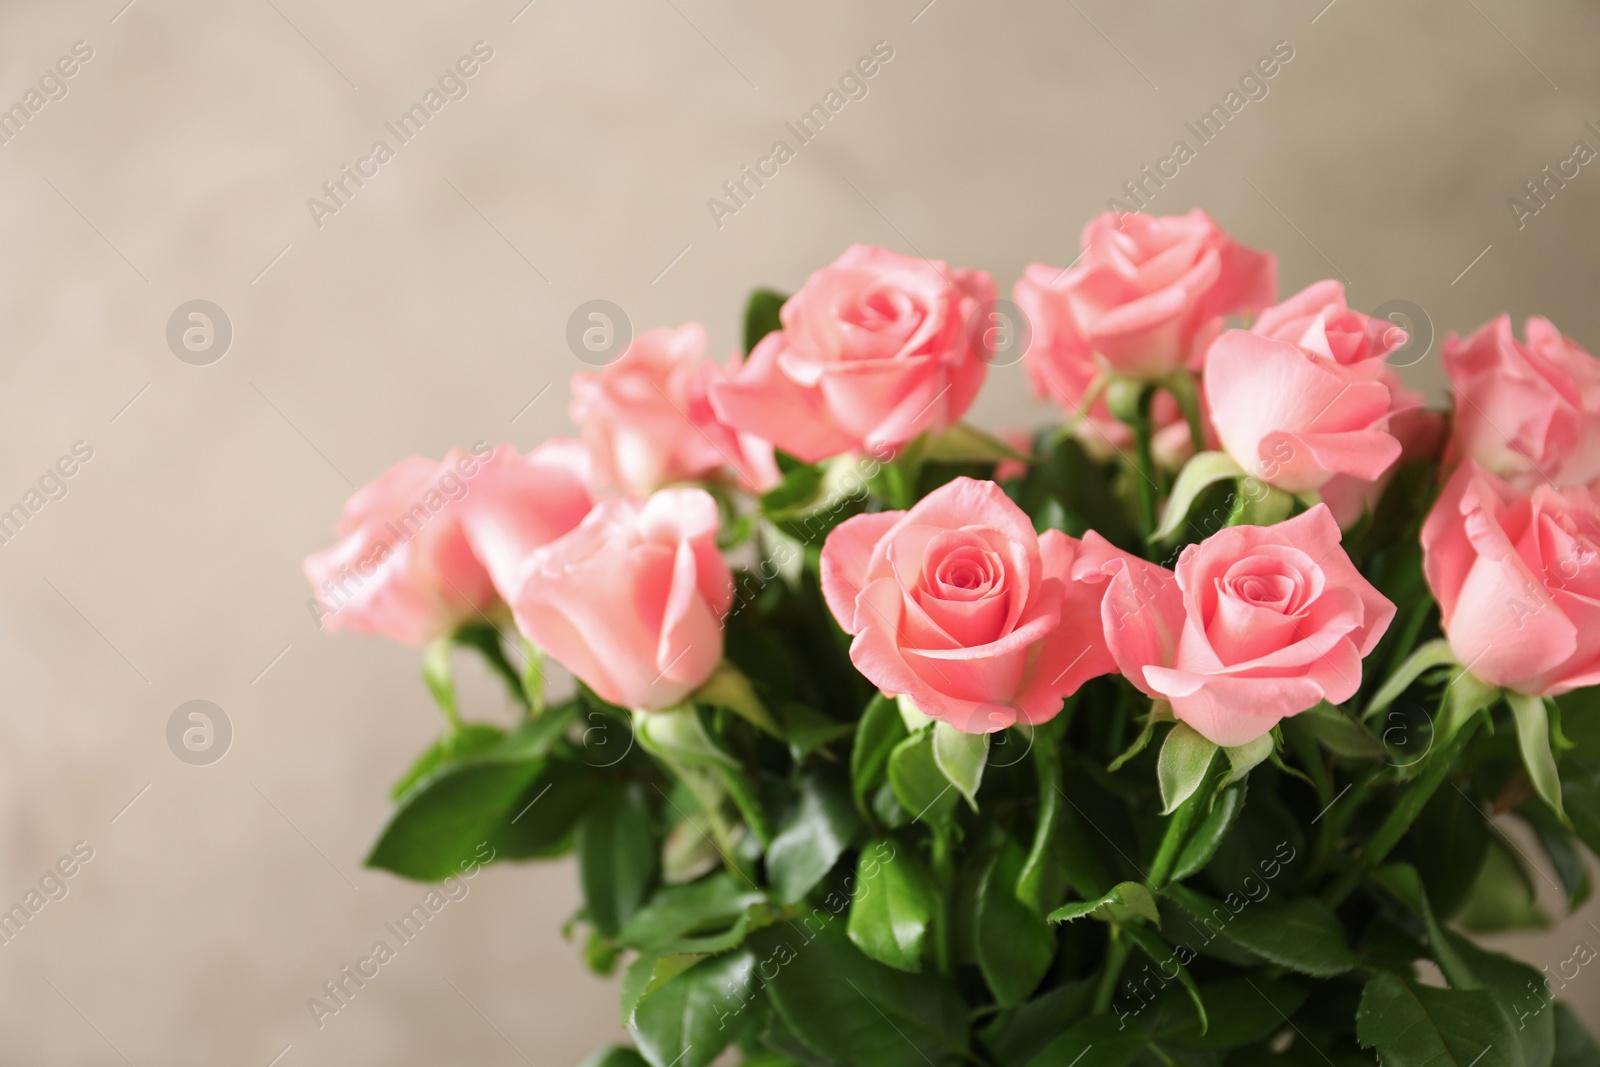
<box><xmin>1130</xmin><ymin>386</ymin><xmax>1160</xmax><ymax>535</ymax></box>
<box><xmin>1092</xmin><ymin>928</ymin><xmax>1131</xmax><ymax>1015</ymax></box>
<box><xmin>1322</xmin><ymin>714</ymin><xmax>1484</xmax><ymax>908</ymax></box>
<box><xmin>1017</xmin><ymin>728</ymin><xmax>1063</xmax><ymax>914</ymax></box>
<box><xmin>1147</xmin><ymin>753</ymin><xmax>1220</xmax><ymax>889</ymax></box>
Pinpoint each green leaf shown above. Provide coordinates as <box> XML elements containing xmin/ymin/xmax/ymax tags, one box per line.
<box><xmin>1107</xmin><ymin>702</ymin><xmax>1171</xmax><ymax>772</ymax></box>
<box><xmin>852</xmin><ymin>695</ymin><xmax>909</xmax><ymax>818</ymax></box>
<box><xmin>1150</xmin><ymin>451</ymin><xmax>1243</xmax><ymax>543</ymax></box>
<box><xmin>452</xmin><ymin>623</ymin><xmax>531</xmax><ymax>710</ymax></box>
<box><xmin>1554</xmin><ymin>1003</ymin><xmax>1600</xmax><ymax>1067</ymax></box>
<box><xmin>782</xmin><ymin>703</ymin><xmax>856</xmax><ymax>762</ymax></box>
<box><xmin>1158</xmin><ymin>723</ymin><xmax>1219</xmax><ymax>815</ymax></box>
<box><xmin>577</xmin><ymin>781</ymin><xmax>659</xmax><ymax>938</ymax></box>
<box><xmin>1525</xmin><ymin>800</ymin><xmax>1592</xmax><ymax>909</ymax></box>
<box><xmin>743</xmin><ymin>288</ymin><xmax>787</xmax><ymax>354</ymax></box>
<box><xmin>1356</xmin><ymin>971</ymin><xmax>1519</xmax><ymax>1067</ymax></box>
<box><xmin>1222</xmin><ymin>734</ymin><xmax>1273</xmax><ymax>783</ymax></box>
<box><xmin>1164</xmin><ymin>885</ymin><xmax>1358</xmax><ymax>977</ymax></box>
<box><xmin>1293</xmin><ymin>701</ymin><xmax>1385</xmax><ymax>759</ymax></box>
<box><xmin>634</xmin><ymin>705</ymin><xmax>739</xmax><ymax>768</ymax></box>
<box><xmin>1170</xmin><ymin>779</ymin><xmax>1247</xmax><ymax>884</ymax></box>
<box><xmin>1155</xmin><ymin>975</ymin><xmax>1306</xmax><ymax>1049</ymax></box>
<box><xmin>1364</xmin><ymin>637</ymin><xmax>1458</xmax><ymax>720</ymax></box>
<box><xmin>630</xmin><ymin>949</ymin><xmax>757</xmax><ymax>1067</ymax></box>
<box><xmin>487</xmin><ymin>760</ymin><xmax>601</xmax><ymax>860</ymax></box>
<box><xmin>1017</xmin><ymin>727</ymin><xmax>1066</xmax><ymax>916</ymax></box>
<box><xmin>750</xmin><ymin>922</ymin><xmax>969</xmax><ymax>1067</ymax></box>
<box><xmin>1021</xmin><ymin>1014</ymin><xmax>1149</xmax><ymax>1067</ymax></box>
<box><xmin>619</xmin><ymin>952</ymin><xmax>703</xmax><ymax>1026</ymax></box>
<box><xmin>922</xmin><ymin>423</ymin><xmax>1030</xmax><ymax>463</ymax></box>
<box><xmin>847</xmin><ymin>838</ymin><xmax>936</xmax><ymax>972</ymax></box>
<box><xmin>1509</xmin><ymin>691</ymin><xmax>1569</xmax><ymax>824</ymax></box>
<box><xmin>765</xmin><ymin>771</ymin><xmax>862</xmax><ymax>904</ymax></box>
<box><xmin>932</xmin><ymin>722</ymin><xmax>989</xmax><ymax>811</ymax></box>
<box><xmin>421</xmin><ymin>636</ymin><xmax>459</xmax><ymax>726</ymax></box>
<box><xmin>977</xmin><ymin>840</ymin><xmax>1056</xmax><ymax>1007</ymax></box>
<box><xmin>1443</xmin><ymin>930</ymin><xmax>1557</xmax><ymax>1067</ymax></box>
<box><xmin>887</xmin><ymin>729</ymin><xmax>958</xmax><ymax>825</ymax></box>
<box><xmin>1412</xmin><ymin>785</ymin><xmax>1492</xmax><ymax>919</ymax></box>
<box><xmin>1047</xmin><ymin>881</ymin><xmax>1160</xmax><ymax>925</ymax></box>
<box><xmin>390</xmin><ymin>724</ymin><xmax>506</xmax><ymax>800</ymax></box>
<box><xmin>618</xmin><ymin>872</ymin><xmax>766</xmax><ymax>953</ymax></box>
<box><xmin>1456</xmin><ymin>836</ymin><xmax>1548</xmax><ymax>933</ymax></box>
<box><xmin>977</xmin><ymin>980</ymin><xmax>1094</xmax><ymax>1067</ymax></box>
<box><xmin>694</xmin><ymin>662</ymin><xmax>780</xmax><ymax>735</ymax></box>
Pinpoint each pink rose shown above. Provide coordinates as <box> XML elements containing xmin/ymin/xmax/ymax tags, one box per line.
<box><xmin>497</xmin><ymin>488</ymin><xmax>732</xmax><ymax>711</ymax></box>
<box><xmin>1444</xmin><ymin>315</ymin><xmax>1600</xmax><ymax>489</ymax></box>
<box><xmin>710</xmin><ymin>245</ymin><xmax>997</xmax><ymax>463</ymax></box>
<box><xmin>1422</xmin><ymin>461</ymin><xmax>1600</xmax><ymax>695</ymax></box>
<box><xmin>571</xmin><ymin>323</ymin><xmax>779</xmax><ymax>496</ymax></box>
<box><xmin>304</xmin><ymin>441</ymin><xmax>593</xmax><ymax>646</ymax></box>
<box><xmin>1205</xmin><ymin>282</ymin><xmax>1415</xmax><ymax>494</ymax></box>
<box><xmin>1320</xmin><ymin>406</ymin><xmax>1445</xmax><ymax>528</ymax></box>
<box><xmin>819</xmin><ymin>477</ymin><xmax>1114</xmax><ymax>733</ymax></box>
<box><xmin>1076</xmin><ymin>505</ymin><xmax>1395</xmax><ymax>746</ymax></box>
<box><xmin>1016</xmin><ymin>209</ymin><xmax>1276</xmax><ymax>382</ymax></box>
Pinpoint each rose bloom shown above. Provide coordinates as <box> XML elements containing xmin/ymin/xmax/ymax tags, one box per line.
<box><xmin>1205</xmin><ymin>281</ymin><xmax>1416</xmax><ymax>494</ymax></box>
<box><xmin>1016</xmin><ymin>208</ymin><xmax>1276</xmax><ymax>383</ymax></box>
<box><xmin>571</xmin><ymin>323</ymin><xmax>779</xmax><ymax>496</ymax></box>
<box><xmin>1444</xmin><ymin>314</ymin><xmax>1600</xmax><ymax>489</ymax></box>
<box><xmin>493</xmin><ymin>488</ymin><xmax>732</xmax><ymax>711</ymax></box>
<box><xmin>1076</xmin><ymin>505</ymin><xmax>1395</xmax><ymax>747</ymax></box>
<box><xmin>820</xmin><ymin>477</ymin><xmax>1114</xmax><ymax>733</ymax></box>
<box><xmin>1320</xmin><ymin>407</ymin><xmax>1445</xmax><ymax>528</ymax></box>
<box><xmin>304</xmin><ymin>441</ymin><xmax>593</xmax><ymax>646</ymax></box>
<box><xmin>710</xmin><ymin>244</ymin><xmax>996</xmax><ymax>464</ymax></box>
<box><xmin>1422</xmin><ymin>461</ymin><xmax>1600</xmax><ymax>695</ymax></box>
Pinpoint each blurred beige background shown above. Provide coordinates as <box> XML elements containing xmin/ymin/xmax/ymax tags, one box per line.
<box><xmin>2</xmin><ymin>0</ymin><xmax>1600</xmax><ymax>1062</ymax></box>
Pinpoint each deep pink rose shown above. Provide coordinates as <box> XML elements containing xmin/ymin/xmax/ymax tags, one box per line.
<box><xmin>498</xmin><ymin>488</ymin><xmax>732</xmax><ymax>711</ymax></box>
<box><xmin>819</xmin><ymin>477</ymin><xmax>1114</xmax><ymax>733</ymax></box>
<box><xmin>710</xmin><ymin>245</ymin><xmax>997</xmax><ymax>463</ymax></box>
<box><xmin>1017</xmin><ymin>209</ymin><xmax>1276</xmax><ymax>382</ymax></box>
<box><xmin>571</xmin><ymin>323</ymin><xmax>779</xmax><ymax>496</ymax></box>
<box><xmin>1076</xmin><ymin>505</ymin><xmax>1395</xmax><ymax>746</ymax></box>
<box><xmin>304</xmin><ymin>441</ymin><xmax>593</xmax><ymax>646</ymax></box>
<box><xmin>1205</xmin><ymin>282</ymin><xmax>1416</xmax><ymax>494</ymax></box>
<box><xmin>1444</xmin><ymin>315</ymin><xmax>1600</xmax><ymax>489</ymax></box>
<box><xmin>1422</xmin><ymin>461</ymin><xmax>1600</xmax><ymax>695</ymax></box>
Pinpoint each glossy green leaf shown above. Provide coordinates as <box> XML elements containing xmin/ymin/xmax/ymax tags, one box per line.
<box><xmin>1356</xmin><ymin>971</ymin><xmax>1519</xmax><ymax>1067</ymax></box>
<box><xmin>367</xmin><ymin>754</ymin><xmax>542</xmax><ymax>881</ymax></box>
<box><xmin>887</xmin><ymin>729</ymin><xmax>958</xmax><ymax>825</ymax></box>
<box><xmin>932</xmin><ymin>721</ymin><xmax>989</xmax><ymax>811</ymax></box>
<box><xmin>852</xmin><ymin>694</ymin><xmax>909</xmax><ymax>818</ymax></box>
<box><xmin>577</xmin><ymin>1047</ymin><xmax>651</xmax><ymax>1067</ymax></box>
<box><xmin>1554</xmin><ymin>1003</ymin><xmax>1600</xmax><ymax>1067</ymax></box>
<box><xmin>1122</xmin><ymin>922</ymin><xmax>1208</xmax><ymax>1035</ymax></box>
<box><xmin>618</xmin><ymin>872</ymin><xmax>766</xmax><ymax>953</ymax></box>
<box><xmin>1047</xmin><ymin>881</ymin><xmax>1160</xmax><ymax>926</ymax></box>
<box><xmin>765</xmin><ymin>771</ymin><xmax>862</xmax><ymax>904</ymax></box>
<box><xmin>1364</xmin><ymin>637</ymin><xmax>1457</xmax><ymax>721</ymax></box>
<box><xmin>1158</xmin><ymin>723</ymin><xmax>1219</xmax><ymax>815</ymax></box>
<box><xmin>630</xmin><ymin>949</ymin><xmax>757</xmax><ymax>1067</ymax></box>
<box><xmin>1222</xmin><ymin>734</ymin><xmax>1273</xmax><ymax>784</ymax></box>
<box><xmin>1456</xmin><ymin>836</ymin><xmax>1547</xmax><ymax>933</ymax></box>
<box><xmin>847</xmin><ymin>838</ymin><xmax>936</xmax><ymax>972</ymax></box>
<box><xmin>390</xmin><ymin>724</ymin><xmax>505</xmax><ymax>800</ymax></box>
<box><xmin>1151</xmin><ymin>451</ymin><xmax>1243</xmax><ymax>543</ymax></box>
<box><xmin>977</xmin><ymin>840</ymin><xmax>1056</xmax><ymax>1007</ymax></box>
<box><xmin>1170</xmin><ymin>779</ymin><xmax>1246</xmax><ymax>883</ymax></box>
<box><xmin>578</xmin><ymin>781</ymin><xmax>659</xmax><ymax>937</ymax></box>
<box><xmin>1510</xmin><ymin>691</ymin><xmax>1568</xmax><ymax>824</ymax></box>
<box><xmin>1164</xmin><ymin>885</ymin><xmax>1358</xmax><ymax>977</ymax></box>
<box><xmin>750</xmin><ymin>923</ymin><xmax>969</xmax><ymax>1067</ymax></box>
<box><xmin>1293</xmin><ymin>701</ymin><xmax>1384</xmax><ymax>759</ymax></box>
<box><xmin>695</xmin><ymin>662</ymin><xmax>780</xmax><ymax>735</ymax></box>
<box><xmin>1021</xmin><ymin>1013</ymin><xmax>1149</xmax><ymax>1067</ymax></box>
<box><xmin>634</xmin><ymin>705</ymin><xmax>738</xmax><ymax>768</ymax></box>
<box><xmin>487</xmin><ymin>760</ymin><xmax>601</xmax><ymax>860</ymax></box>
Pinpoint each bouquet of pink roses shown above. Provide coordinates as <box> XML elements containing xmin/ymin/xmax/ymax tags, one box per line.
<box><xmin>307</xmin><ymin>210</ymin><xmax>1600</xmax><ymax>1067</ymax></box>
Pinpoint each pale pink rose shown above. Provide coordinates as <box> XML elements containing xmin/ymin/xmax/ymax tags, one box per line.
<box><xmin>819</xmin><ymin>477</ymin><xmax>1114</xmax><ymax>733</ymax></box>
<box><xmin>497</xmin><ymin>488</ymin><xmax>732</xmax><ymax>711</ymax></box>
<box><xmin>1320</xmin><ymin>406</ymin><xmax>1445</xmax><ymax>527</ymax></box>
<box><xmin>992</xmin><ymin>430</ymin><xmax>1036</xmax><ymax>483</ymax></box>
<box><xmin>1205</xmin><ymin>283</ymin><xmax>1418</xmax><ymax>494</ymax></box>
<box><xmin>1016</xmin><ymin>209</ymin><xmax>1276</xmax><ymax>382</ymax></box>
<box><xmin>304</xmin><ymin>441</ymin><xmax>593</xmax><ymax>646</ymax></box>
<box><xmin>1013</xmin><ymin>269</ymin><xmax>1206</xmax><ymax>470</ymax></box>
<box><xmin>709</xmin><ymin>245</ymin><xmax>996</xmax><ymax>463</ymax></box>
<box><xmin>1075</xmin><ymin>505</ymin><xmax>1395</xmax><ymax>747</ymax></box>
<box><xmin>1444</xmin><ymin>315</ymin><xmax>1600</xmax><ymax>489</ymax></box>
<box><xmin>1422</xmin><ymin>461</ymin><xmax>1600</xmax><ymax>695</ymax></box>
<box><xmin>571</xmin><ymin>324</ymin><xmax>779</xmax><ymax>496</ymax></box>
